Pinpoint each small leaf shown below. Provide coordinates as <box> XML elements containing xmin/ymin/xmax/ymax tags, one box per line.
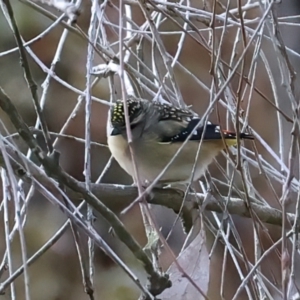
<box><xmin>160</xmin><ymin>231</ymin><xmax>210</xmax><ymax>300</ymax></box>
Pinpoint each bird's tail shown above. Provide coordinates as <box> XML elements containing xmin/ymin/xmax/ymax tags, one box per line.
<box><xmin>222</xmin><ymin>130</ymin><xmax>254</xmax><ymax>146</ymax></box>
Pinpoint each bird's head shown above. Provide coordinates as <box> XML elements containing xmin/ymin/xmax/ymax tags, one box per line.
<box><xmin>110</xmin><ymin>98</ymin><xmax>145</xmax><ymax>128</ymax></box>
<box><xmin>109</xmin><ymin>98</ymin><xmax>152</xmax><ymax>138</ymax></box>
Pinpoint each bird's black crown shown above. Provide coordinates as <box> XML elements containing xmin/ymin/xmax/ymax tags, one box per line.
<box><xmin>110</xmin><ymin>98</ymin><xmax>143</xmax><ymax>127</ymax></box>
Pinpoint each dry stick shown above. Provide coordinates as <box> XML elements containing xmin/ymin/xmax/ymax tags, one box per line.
<box><xmin>234</xmin><ymin>3</ymin><xmax>261</xmax><ymax>298</ymax></box>
<box><xmin>121</xmin><ymin>0</ymin><xmax>159</xmax><ymax>253</ymax></box>
<box><xmin>0</xmin><ymin>3</ymin><xmax>37</xmax><ymax>295</ymax></box>
<box><xmin>224</xmin><ymin>17</ymin><xmax>280</xmax><ymax>297</ymax></box>
<box><xmin>84</xmin><ymin>0</ymin><xmax>98</xmax><ymax>298</ymax></box>
<box><xmin>25</xmin><ymin>0</ymin><xmax>95</xmax><ymax>294</ymax></box>
<box><xmin>69</xmin><ymin>221</ymin><xmax>94</xmax><ymax>300</ymax></box>
<box><xmin>211</xmin><ymin>2</ymin><xmax>251</xmax><ymax>295</ymax></box>
<box><xmin>290</xmin><ymin>144</ymin><xmax>300</xmax><ymax>283</ymax></box>
<box><xmin>117</xmin><ymin>3</ymin><xmax>167</xmax><ymax>298</ymax></box>
<box><xmin>140</xmin><ymin>0</ymin><xmax>185</xmax><ymax>107</ymax></box>
<box><xmin>1</xmin><ymin>3</ymin><xmax>60</xmax><ymax>296</ymax></box>
<box><xmin>209</xmin><ymin>0</ymin><xmax>246</xmax><ymax>293</ymax></box>
<box><xmin>1</xmin><ymin>169</ymin><xmax>16</xmax><ymax>298</ymax></box>
<box><xmin>0</xmin><ymin>141</ymin><xmax>35</xmax><ymax>287</ymax></box>
<box><xmin>118</xmin><ymin>0</ymin><xmax>148</xmax><ymax>230</ymax></box>
<box><xmin>220</xmin><ymin>225</ymin><xmax>230</xmax><ymax>298</ymax></box>
<box><xmin>2</xmin><ymin>0</ymin><xmax>52</xmax><ymax>153</ymax></box>
<box><xmin>7</xmin><ymin>129</ymin><xmax>107</xmax><ymax>148</ymax></box>
<box><xmin>262</xmin><ymin>19</ymin><xmax>297</xmax><ymax>297</ymax></box>
<box><xmin>0</xmin><ymin>135</ymin><xmax>31</xmax><ymax>300</ymax></box>
<box><xmin>67</xmin><ymin>182</ymin><xmax>294</xmax><ymax>226</ymax></box>
<box><xmin>33</xmin><ymin>3</ymin><xmax>95</xmax><ymax>297</ymax></box>
<box><xmin>219</xmin><ymin>11</ymin><xmax>264</xmax><ymax>293</ymax></box>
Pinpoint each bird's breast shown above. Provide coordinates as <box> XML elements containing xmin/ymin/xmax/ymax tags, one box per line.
<box><xmin>107</xmin><ymin>134</ymin><xmax>134</xmax><ymax>176</ymax></box>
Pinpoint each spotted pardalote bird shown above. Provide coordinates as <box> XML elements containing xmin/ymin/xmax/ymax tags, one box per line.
<box><xmin>107</xmin><ymin>97</ymin><xmax>253</xmax><ymax>185</ymax></box>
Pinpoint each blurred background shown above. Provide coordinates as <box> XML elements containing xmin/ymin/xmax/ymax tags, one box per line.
<box><xmin>1</xmin><ymin>0</ymin><xmax>300</xmax><ymax>299</ymax></box>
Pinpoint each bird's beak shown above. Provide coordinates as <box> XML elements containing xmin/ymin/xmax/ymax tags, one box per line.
<box><xmin>111</xmin><ymin>127</ymin><xmax>121</xmax><ymax>136</ymax></box>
